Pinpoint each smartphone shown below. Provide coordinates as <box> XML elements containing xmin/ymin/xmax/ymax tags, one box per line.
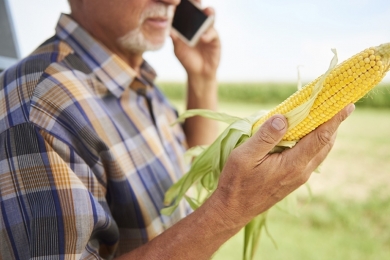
<box><xmin>172</xmin><ymin>0</ymin><xmax>214</xmax><ymax>47</ymax></box>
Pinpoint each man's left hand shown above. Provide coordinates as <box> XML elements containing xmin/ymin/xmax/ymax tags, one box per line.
<box><xmin>170</xmin><ymin>5</ymin><xmax>221</xmax><ymax>80</ymax></box>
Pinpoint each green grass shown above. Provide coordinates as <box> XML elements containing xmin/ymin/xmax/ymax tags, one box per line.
<box><xmin>157</xmin><ymin>81</ymin><xmax>390</xmax><ymax>109</ymax></box>
<box><xmin>213</xmin><ymin>192</ymin><xmax>390</xmax><ymax>260</ymax></box>
<box><xmin>166</xmin><ymin>97</ymin><xmax>390</xmax><ymax>260</ymax></box>
<box><xmin>157</xmin><ymin>81</ymin><xmax>298</xmax><ymax>104</ymax></box>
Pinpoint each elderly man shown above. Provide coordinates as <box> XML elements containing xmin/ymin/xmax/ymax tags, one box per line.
<box><xmin>0</xmin><ymin>0</ymin><xmax>354</xmax><ymax>259</ymax></box>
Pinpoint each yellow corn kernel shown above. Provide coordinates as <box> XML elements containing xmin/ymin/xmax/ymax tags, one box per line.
<box><xmin>252</xmin><ymin>43</ymin><xmax>390</xmax><ymax>141</ymax></box>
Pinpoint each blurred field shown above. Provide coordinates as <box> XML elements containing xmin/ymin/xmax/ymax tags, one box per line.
<box><xmin>158</xmin><ymin>82</ymin><xmax>390</xmax><ymax>109</ymax></box>
<box><xmin>212</xmin><ymin>106</ymin><xmax>390</xmax><ymax>260</ymax></box>
<box><xmin>166</xmin><ymin>96</ymin><xmax>390</xmax><ymax>260</ymax></box>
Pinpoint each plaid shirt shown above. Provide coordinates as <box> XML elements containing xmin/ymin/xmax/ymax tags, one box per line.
<box><xmin>0</xmin><ymin>14</ymin><xmax>189</xmax><ymax>259</ymax></box>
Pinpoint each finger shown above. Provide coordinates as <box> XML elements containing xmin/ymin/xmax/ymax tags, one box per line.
<box><xmin>170</xmin><ymin>29</ymin><xmax>178</xmax><ymax>41</ymax></box>
<box><xmin>200</xmin><ymin>27</ymin><xmax>218</xmax><ymax>43</ymax></box>
<box><xmin>170</xmin><ymin>29</ymin><xmax>186</xmax><ymax>48</ymax></box>
<box><xmin>305</xmin><ymin>130</ymin><xmax>338</xmax><ymax>174</ymax></box>
<box><xmin>288</xmin><ymin>103</ymin><xmax>355</xmax><ymax>165</ymax></box>
<box><xmin>203</xmin><ymin>7</ymin><xmax>215</xmax><ymax>17</ymax></box>
<box><xmin>239</xmin><ymin>115</ymin><xmax>288</xmax><ymax>159</ymax></box>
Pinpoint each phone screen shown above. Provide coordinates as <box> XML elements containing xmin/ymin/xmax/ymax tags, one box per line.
<box><xmin>172</xmin><ymin>0</ymin><xmax>208</xmax><ymax>41</ymax></box>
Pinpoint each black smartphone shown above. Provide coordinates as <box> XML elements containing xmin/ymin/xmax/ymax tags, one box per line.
<box><xmin>172</xmin><ymin>0</ymin><xmax>214</xmax><ymax>47</ymax></box>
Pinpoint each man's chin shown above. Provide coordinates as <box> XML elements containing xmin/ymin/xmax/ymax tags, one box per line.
<box><xmin>118</xmin><ymin>30</ymin><xmax>168</xmax><ymax>54</ymax></box>
<box><xmin>126</xmin><ymin>41</ymin><xmax>165</xmax><ymax>54</ymax></box>
<box><xmin>145</xmin><ymin>41</ymin><xmax>166</xmax><ymax>52</ymax></box>
<box><xmin>142</xmin><ymin>33</ymin><xmax>168</xmax><ymax>50</ymax></box>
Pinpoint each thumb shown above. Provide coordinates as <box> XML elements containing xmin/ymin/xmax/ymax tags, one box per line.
<box><xmin>244</xmin><ymin>115</ymin><xmax>288</xmax><ymax>157</ymax></box>
<box><xmin>170</xmin><ymin>30</ymin><xmax>186</xmax><ymax>50</ymax></box>
<box><xmin>170</xmin><ymin>29</ymin><xmax>179</xmax><ymax>42</ymax></box>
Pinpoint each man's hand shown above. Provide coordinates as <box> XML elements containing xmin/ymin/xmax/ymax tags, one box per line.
<box><xmin>171</xmin><ymin>2</ymin><xmax>221</xmax><ymax>147</ymax></box>
<box><xmin>211</xmin><ymin>104</ymin><xmax>356</xmax><ymax>229</ymax></box>
<box><xmin>118</xmin><ymin>105</ymin><xmax>355</xmax><ymax>260</ymax></box>
<box><xmin>170</xmin><ymin>5</ymin><xmax>220</xmax><ymax>81</ymax></box>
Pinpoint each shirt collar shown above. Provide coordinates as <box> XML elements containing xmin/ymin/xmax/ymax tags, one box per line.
<box><xmin>55</xmin><ymin>14</ymin><xmax>157</xmax><ymax>98</ymax></box>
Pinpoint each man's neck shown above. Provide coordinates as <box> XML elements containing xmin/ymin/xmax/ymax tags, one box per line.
<box><xmin>69</xmin><ymin>13</ymin><xmax>144</xmax><ymax>74</ymax></box>
<box><xmin>117</xmin><ymin>52</ymin><xmax>144</xmax><ymax>75</ymax></box>
<box><xmin>90</xmin><ymin>31</ymin><xmax>145</xmax><ymax>74</ymax></box>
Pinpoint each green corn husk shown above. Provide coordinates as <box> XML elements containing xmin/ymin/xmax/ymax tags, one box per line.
<box><xmin>162</xmin><ymin>108</ymin><xmax>293</xmax><ymax>260</ymax></box>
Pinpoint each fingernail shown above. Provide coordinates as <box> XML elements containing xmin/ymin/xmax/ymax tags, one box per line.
<box><xmin>347</xmin><ymin>104</ymin><xmax>355</xmax><ymax>116</ymax></box>
<box><xmin>272</xmin><ymin>118</ymin><xmax>286</xmax><ymax>131</ymax></box>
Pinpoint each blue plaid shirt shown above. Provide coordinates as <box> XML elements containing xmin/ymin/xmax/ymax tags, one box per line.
<box><xmin>0</xmin><ymin>14</ymin><xmax>189</xmax><ymax>259</ymax></box>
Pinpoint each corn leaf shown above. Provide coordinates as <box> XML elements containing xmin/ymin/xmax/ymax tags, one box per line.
<box><xmin>174</xmin><ymin>109</ymin><xmax>242</xmax><ymax>125</ymax></box>
<box><xmin>244</xmin><ymin>213</ymin><xmax>267</xmax><ymax>260</ymax></box>
<box><xmin>184</xmin><ymin>195</ymin><xmax>201</xmax><ymax>211</ymax></box>
<box><xmin>161</xmin><ymin>113</ymin><xmax>263</xmax><ymax>215</ymax></box>
<box><xmin>184</xmin><ymin>145</ymin><xmax>207</xmax><ymax>164</ymax></box>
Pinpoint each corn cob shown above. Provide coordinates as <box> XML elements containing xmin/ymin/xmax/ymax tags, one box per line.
<box><xmin>252</xmin><ymin>43</ymin><xmax>390</xmax><ymax>141</ymax></box>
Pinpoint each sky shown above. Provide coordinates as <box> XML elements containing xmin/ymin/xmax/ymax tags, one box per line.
<box><xmin>7</xmin><ymin>0</ymin><xmax>390</xmax><ymax>83</ymax></box>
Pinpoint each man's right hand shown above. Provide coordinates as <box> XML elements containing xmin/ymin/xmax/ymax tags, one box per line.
<box><xmin>211</xmin><ymin>104</ymin><xmax>355</xmax><ymax>229</ymax></box>
<box><xmin>117</xmin><ymin>104</ymin><xmax>354</xmax><ymax>260</ymax></box>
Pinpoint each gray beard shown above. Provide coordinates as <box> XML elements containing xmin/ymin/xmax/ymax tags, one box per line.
<box><xmin>117</xmin><ymin>27</ymin><xmax>168</xmax><ymax>54</ymax></box>
<box><xmin>117</xmin><ymin>4</ymin><xmax>173</xmax><ymax>54</ymax></box>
